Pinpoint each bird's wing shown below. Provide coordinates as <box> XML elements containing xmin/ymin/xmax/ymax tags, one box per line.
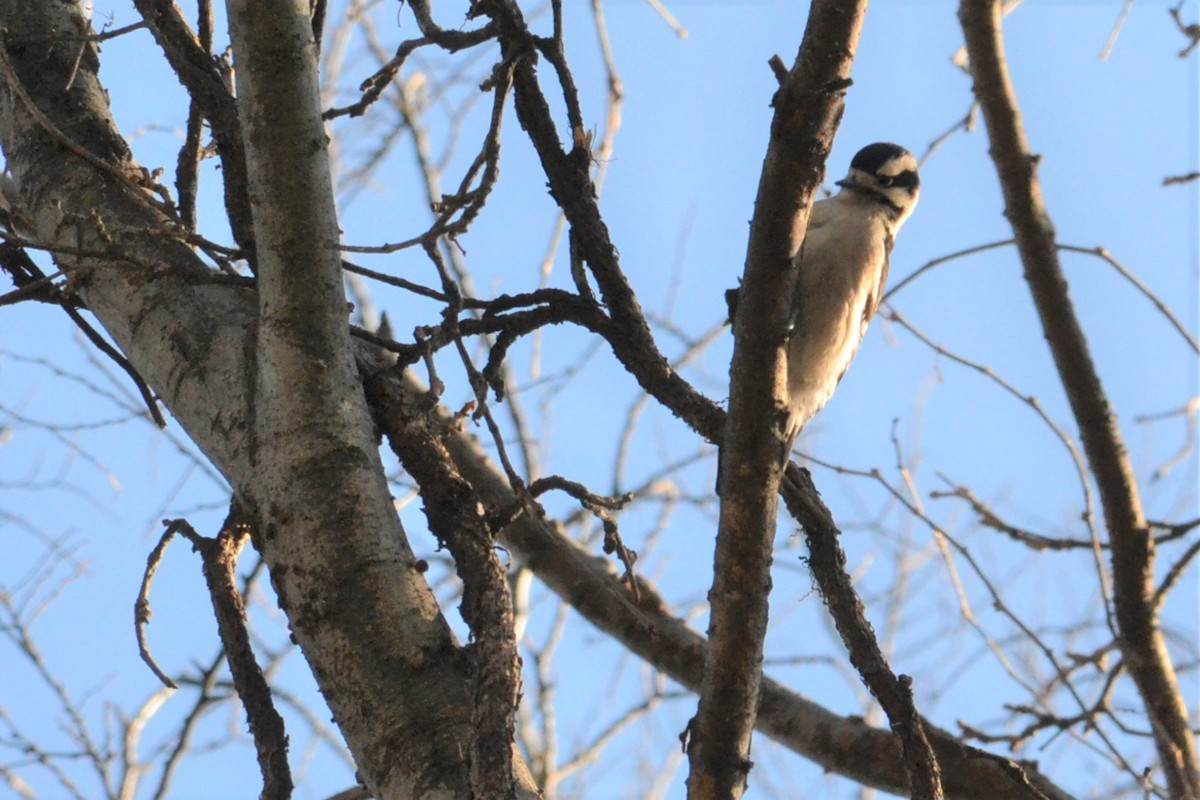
<box><xmin>861</xmin><ymin>226</ymin><xmax>894</xmax><ymax>327</ymax></box>
<box><xmin>786</xmin><ymin>198</ymin><xmax>835</xmax><ymax>334</ymax></box>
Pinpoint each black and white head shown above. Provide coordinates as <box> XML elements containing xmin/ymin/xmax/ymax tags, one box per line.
<box><xmin>835</xmin><ymin>142</ymin><xmax>920</xmax><ymax>227</ymax></box>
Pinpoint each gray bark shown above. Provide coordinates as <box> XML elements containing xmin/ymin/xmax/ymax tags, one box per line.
<box><xmin>0</xmin><ymin>3</ymin><xmax>537</xmax><ymax>798</ymax></box>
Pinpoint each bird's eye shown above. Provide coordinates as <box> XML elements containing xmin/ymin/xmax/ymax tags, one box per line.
<box><xmin>877</xmin><ymin>175</ymin><xmax>894</xmax><ymax>188</ymax></box>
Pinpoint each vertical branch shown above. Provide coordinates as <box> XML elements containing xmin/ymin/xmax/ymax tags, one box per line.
<box><xmin>225</xmin><ymin>1</ymin><xmax>535</xmax><ymax>797</ymax></box>
<box><xmin>686</xmin><ymin>3</ymin><xmax>867</xmax><ymax>798</ymax></box>
<box><xmin>191</xmin><ymin>514</ymin><xmax>294</xmax><ymax>800</ymax></box>
<box><xmin>134</xmin><ymin>0</ymin><xmax>255</xmax><ymax>252</ymax></box>
<box><xmin>959</xmin><ymin>2</ymin><xmax>1200</xmax><ymax>797</ymax></box>
<box><xmin>361</xmin><ymin>362</ymin><xmax>523</xmax><ymax>800</ymax></box>
<box><xmin>174</xmin><ymin>0</ymin><xmax>213</xmax><ymax>232</ymax></box>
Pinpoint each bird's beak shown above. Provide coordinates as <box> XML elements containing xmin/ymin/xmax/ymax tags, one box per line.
<box><xmin>834</xmin><ymin>177</ymin><xmax>856</xmax><ymax>189</ymax></box>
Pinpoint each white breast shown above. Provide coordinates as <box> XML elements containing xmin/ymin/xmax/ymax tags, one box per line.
<box><xmin>785</xmin><ymin>195</ymin><xmax>892</xmax><ymax>444</ymax></box>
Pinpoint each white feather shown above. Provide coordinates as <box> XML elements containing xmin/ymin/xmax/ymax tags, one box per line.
<box><xmin>784</xmin><ymin>156</ymin><xmax>917</xmax><ymax>448</ymax></box>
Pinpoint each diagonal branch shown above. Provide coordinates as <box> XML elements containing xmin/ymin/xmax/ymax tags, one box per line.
<box><xmin>364</xmin><ymin>365</ymin><xmax>1076</xmax><ymax>800</ymax></box>
<box><xmin>189</xmin><ymin>512</ymin><xmax>293</xmax><ymax>800</ymax></box>
<box><xmin>959</xmin><ymin>2</ymin><xmax>1199</xmax><ymax>797</ymax></box>
<box><xmin>361</xmin><ymin>358</ymin><xmax>532</xmax><ymax>800</ymax></box>
<box><xmin>407</xmin><ymin>4</ymin><xmax>945</xmax><ymax>796</ymax></box>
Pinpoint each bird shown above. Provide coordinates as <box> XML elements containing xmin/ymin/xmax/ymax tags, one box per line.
<box><xmin>719</xmin><ymin>142</ymin><xmax>920</xmax><ymax>493</ymax></box>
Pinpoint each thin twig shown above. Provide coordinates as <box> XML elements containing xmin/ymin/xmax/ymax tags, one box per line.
<box><xmin>1057</xmin><ymin>243</ymin><xmax>1198</xmax><ymax>354</ymax></box>
<box><xmin>1099</xmin><ymin>0</ymin><xmax>1135</xmax><ymax>60</ymax></box>
<box><xmin>134</xmin><ymin>524</ymin><xmax>185</xmax><ymax>690</ymax></box>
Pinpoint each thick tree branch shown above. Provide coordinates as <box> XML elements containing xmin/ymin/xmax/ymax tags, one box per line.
<box><xmin>361</xmin><ymin>357</ymin><xmax>525</xmax><ymax>800</ymax></box>
<box><xmin>224</xmin><ymin>1</ymin><xmax>535</xmax><ymax>797</ymax></box>
<box><xmin>959</xmin><ymin>2</ymin><xmax>1199</xmax><ymax>797</ymax></box>
<box><xmin>362</xmin><ymin>366</ymin><xmax>1076</xmax><ymax>800</ymax></box>
<box><xmin>690</xmin><ymin>2</ymin><xmax>871</xmax><ymax>796</ymax></box>
<box><xmin>0</xmin><ymin>3</ymin><xmax>1163</xmax><ymax>798</ymax></box>
<box><xmin>0</xmin><ymin>4</ymin><xmax>534</xmax><ymax>798</ymax></box>
<box><xmin>407</xmin><ymin>4</ymin><xmax>944</xmax><ymax>795</ymax></box>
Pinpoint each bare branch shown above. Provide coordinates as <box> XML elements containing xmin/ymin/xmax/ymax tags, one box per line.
<box><xmin>134</xmin><ymin>525</ymin><xmax>183</xmax><ymax>690</ymax></box>
<box><xmin>695</xmin><ymin>3</ymin><xmax>878</xmax><ymax>794</ymax></box>
<box><xmin>1168</xmin><ymin>2</ymin><xmax>1200</xmax><ymax>57</ymax></box>
<box><xmin>132</xmin><ymin>0</ymin><xmax>254</xmax><ymax>251</ymax></box>
<box><xmin>786</xmin><ymin>465</ymin><xmax>943</xmax><ymax>800</ymax></box>
<box><xmin>190</xmin><ymin>510</ymin><xmax>293</xmax><ymax>800</ymax></box>
<box><xmin>366</xmin><ymin>366</ymin><xmax>1077</xmax><ymax>800</ymax></box>
<box><xmin>959</xmin><ymin>2</ymin><xmax>1200</xmax><ymax>794</ymax></box>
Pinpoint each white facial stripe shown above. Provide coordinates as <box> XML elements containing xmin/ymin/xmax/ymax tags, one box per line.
<box><xmin>877</xmin><ymin>154</ymin><xmax>918</xmax><ymax>178</ymax></box>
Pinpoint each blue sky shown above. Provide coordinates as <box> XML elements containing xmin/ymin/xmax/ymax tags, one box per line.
<box><xmin>1</xmin><ymin>1</ymin><xmax>1197</xmax><ymax>798</ymax></box>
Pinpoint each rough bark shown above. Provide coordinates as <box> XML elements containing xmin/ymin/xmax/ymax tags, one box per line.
<box><xmin>0</xmin><ymin>3</ymin><xmax>539</xmax><ymax>798</ymax></box>
<box><xmin>689</xmin><ymin>3</ymin><xmax>867</xmax><ymax>797</ymax></box>
<box><xmin>225</xmin><ymin>1</ymin><xmax>482</xmax><ymax>798</ymax></box>
<box><xmin>360</xmin><ymin>356</ymin><xmax>524</xmax><ymax>800</ymax></box>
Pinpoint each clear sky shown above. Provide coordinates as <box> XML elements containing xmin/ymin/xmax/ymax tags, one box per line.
<box><xmin>1</xmin><ymin>1</ymin><xmax>1197</xmax><ymax>798</ymax></box>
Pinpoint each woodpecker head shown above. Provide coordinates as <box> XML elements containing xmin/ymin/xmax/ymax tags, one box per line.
<box><xmin>835</xmin><ymin>142</ymin><xmax>920</xmax><ymax>227</ymax></box>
